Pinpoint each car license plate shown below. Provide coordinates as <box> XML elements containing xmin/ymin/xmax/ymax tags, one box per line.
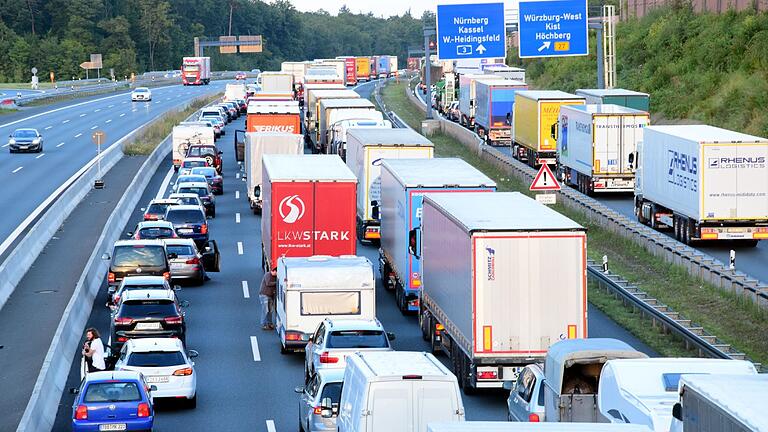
<box><xmin>145</xmin><ymin>376</ymin><xmax>169</xmax><ymax>383</ymax></box>
<box><xmin>20</xmin><ymin>145</ymin><xmax>28</xmax><ymax>150</ymax></box>
<box><xmin>171</xmin><ymin>263</ymin><xmax>185</xmax><ymax>269</ymax></box>
<box><xmin>178</xmin><ymin>228</ymin><xmax>193</xmax><ymax>234</ymax></box>
<box><xmin>135</xmin><ymin>322</ymin><xmax>161</xmax><ymax>330</ymax></box>
<box><xmin>99</xmin><ymin>424</ymin><xmax>127</xmax><ymax>431</ymax></box>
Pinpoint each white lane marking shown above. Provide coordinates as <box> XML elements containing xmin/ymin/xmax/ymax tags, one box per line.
<box><xmin>108</xmin><ymin>105</ymin><xmax>114</xmax><ymax>108</ymax></box>
<box><xmin>236</xmin><ymin>213</ymin><xmax>240</xmax><ymax>224</ymax></box>
<box><xmin>266</xmin><ymin>420</ymin><xmax>276</xmax><ymax>432</ymax></box>
<box><xmin>57</xmin><ymin>142</ymin><xmax>65</xmax><ymax>147</ymax></box>
<box><xmin>2</xmin><ymin>143</ymin><xmax>8</xmax><ymax>148</ymax></box>
<box><xmin>105</xmin><ymin>119</ymin><xmax>112</xmax><ymax>123</ymax></box>
<box><xmin>94</xmin><ymin>109</ymin><xmax>101</xmax><ymax>112</ymax></box>
<box><xmin>156</xmin><ymin>167</ymin><xmax>175</xmax><ymax>199</ymax></box>
<box><xmin>250</xmin><ymin>336</ymin><xmax>261</xmax><ymax>362</ymax></box>
<box><xmin>236</xmin><ymin>172</ymin><xmax>240</xmax><ymax>179</ymax></box>
<box><xmin>122</xmin><ymin>101</ymin><xmax>128</xmax><ymax>104</ymax></box>
<box><xmin>235</xmin><ymin>190</ymin><xmax>240</xmax><ymax>199</ymax></box>
<box><xmin>166</xmin><ymin>97</ymin><xmax>171</xmax><ymax>101</ymax></box>
<box><xmin>119</xmin><ymin>113</ymin><xmax>126</xmax><ymax>117</ymax></box>
<box><xmin>237</xmin><ymin>242</ymin><xmax>244</xmax><ymax>255</ymax></box>
<box><xmin>44</xmin><ymin>126</ymin><xmax>52</xmax><ymax>130</ymax></box>
<box><xmin>62</xmin><ymin>119</ymin><xmax>70</xmax><ymax>124</ymax></box>
<box><xmin>36</xmin><ymin>153</ymin><xmax>45</xmax><ymax>159</ymax></box>
<box><xmin>0</xmin><ymin>90</ymin><xmax>132</xmax><ymax>130</ymax></box>
<box><xmin>132</xmin><ymin>108</ymin><xmax>137</xmax><ymax>112</ymax></box>
<box><xmin>12</xmin><ymin>166</ymin><xmax>23</xmax><ymax>173</ymax></box>
<box><xmin>74</xmin><ymin>133</ymin><xmax>82</xmax><ymax>138</ymax></box>
<box><xmin>90</xmin><ymin>125</ymin><xmax>97</xmax><ymax>130</ymax></box>
<box><xmin>79</xmin><ymin>113</ymin><xmax>86</xmax><ymax>117</ymax></box>
<box><xmin>242</xmin><ymin>281</ymin><xmax>250</xmax><ymax>298</ymax></box>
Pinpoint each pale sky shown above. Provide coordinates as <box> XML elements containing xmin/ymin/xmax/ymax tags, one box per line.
<box><xmin>284</xmin><ymin>0</ymin><xmax>520</xmax><ymax>18</ymax></box>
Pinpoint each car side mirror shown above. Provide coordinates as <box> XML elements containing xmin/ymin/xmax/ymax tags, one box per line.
<box><xmin>672</xmin><ymin>402</ymin><xmax>682</xmax><ymax>421</ymax></box>
<box><xmin>168</xmin><ymin>252</ymin><xmax>178</xmax><ymax>259</ymax></box>
<box><xmin>150</xmin><ymin>385</ymin><xmax>158</xmax><ymax>392</ymax></box>
<box><xmin>125</xmin><ymin>232</ymin><xmax>133</xmax><ymax>238</ymax></box>
<box><xmin>101</xmin><ymin>253</ymin><xmax>111</xmax><ymax>260</ymax></box>
<box><xmin>387</xmin><ymin>332</ymin><xmax>396</xmax><ymax>341</ymax></box>
<box><xmin>69</xmin><ymin>387</ymin><xmax>79</xmax><ymax>394</ymax></box>
<box><xmin>140</xmin><ymin>207</ymin><xmax>146</xmax><ymax>212</ymax></box>
<box><xmin>204</xmin><ymin>246</ymin><xmax>211</xmax><ymax>252</ymax></box>
<box><xmin>294</xmin><ymin>386</ymin><xmax>304</xmax><ymax>394</ymax></box>
<box><xmin>218</xmin><ymin>151</ymin><xmax>223</xmax><ymax>155</ymax></box>
<box><xmin>179</xmin><ymin>300</ymin><xmax>190</xmax><ymax>308</ymax></box>
<box><xmin>173</xmin><ymin>285</ymin><xmax>182</xmax><ymax>291</ymax></box>
<box><xmin>320</xmin><ymin>397</ymin><xmax>334</xmax><ymax>418</ymax></box>
<box><xmin>188</xmin><ymin>349</ymin><xmax>199</xmax><ymax>358</ymax></box>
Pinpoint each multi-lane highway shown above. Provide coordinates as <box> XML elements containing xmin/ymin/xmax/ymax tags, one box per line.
<box><xmin>0</xmin><ymin>82</ymin><xmax>226</xmax><ymax>253</ymax></box>
<box><xmin>49</xmin><ymin>80</ymin><xmax>655</xmax><ymax>431</ymax></box>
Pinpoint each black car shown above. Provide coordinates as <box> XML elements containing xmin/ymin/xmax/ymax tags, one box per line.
<box><xmin>103</xmin><ymin>240</ymin><xmax>176</xmax><ymax>296</ymax></box>
<box><xmin>190</xmin><ymin>166</ymin><xmax>223</xmax><ymax>195</ymax></box>
<box><xmin>8</xmin><ymin>128</ymin><xmax>43</xmax><ymax>153</ymax></box>
<box><xmin>164</xmin><ymin>205</ymin><xmax>209</xmax><ymax>246</ymax></box>
<box><xmin>110</xmin><ymin>289</ymin><xmax>187</xmax><ymax>352</ymax></box>
<box><xmin>177</xmin><ymin>183</ymin><xmax>216</xmax><ymax>218</ymax></box>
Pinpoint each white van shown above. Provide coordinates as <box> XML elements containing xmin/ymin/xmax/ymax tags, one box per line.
<box><xmin>275</xmin><ymin>255</ymin><xmax>375</xmax><ymax>354</ymax></box>
<box><xmin>428</xmin><ymin>422</ymin><xmax>653</xmax><ymax>432</ymax></box>
<box><xmin>335</xmin><ymin>351</ymin><xmax>465</xmax><ymax>432</ymax></box>
<box><xmin>598</xmin><ymin>358</ymin><xmax>757</xmax><ymax>431</ymax></box>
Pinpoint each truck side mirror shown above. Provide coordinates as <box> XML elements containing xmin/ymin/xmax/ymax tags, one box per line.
<box><xmin>550</xmin><ymin>122</ymin><xmax>559</xmax><ymax>140</ymax></box>
<box><xmin>628</xmin><ymin>152</ymin><xmax>636</xmax><ymax>170</ymax></box>
<box><xmin>371</xmin><ymin>200</ymin><xmax>380</xmax><ymax>220</ymax></box>
<box><xmin>254</xmin><ymin>185</ymin><xmax>261</xmax><ymax>198</ymax></box>
<box><xmin>408</xmin><ymin>228</ymin><xmax>420</xmax><ymax>259</ymax></box>
<box><xmin>672</xmin><ymin>402</ymin><xmax>682</xmax><ymax>421</ymax></box>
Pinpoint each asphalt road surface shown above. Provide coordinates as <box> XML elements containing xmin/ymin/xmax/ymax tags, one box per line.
<box><xmin>52</xmin><ymin>83</ymin><xmax>655</xmax><ymax>431</ymax></box>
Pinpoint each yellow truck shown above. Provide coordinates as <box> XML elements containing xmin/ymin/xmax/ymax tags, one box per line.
<box><xmin>355</xmin><ymin>57</ymin><xmax>371</xmax><ymax>82</ymax></box>
<box><xmin>513</xmin><ymin>90</ymin><xmax>585</xmax><ymax>167</ymax></box>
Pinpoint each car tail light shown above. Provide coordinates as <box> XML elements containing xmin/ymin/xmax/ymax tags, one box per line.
<box><xmin>529</xmin><ymin>413</ymin><xmax>540</xmax><ymax>422</ymax></box>
<box><xmin>108</xmin><ymin>272</ymin><xmax>115</xmax><ymax>283</ymax></box>
<box><xmin>75</xmin><ymin>405</ymin><xmax>88</xmax><ymax>420</ymax></box>
<box><xmin>319</xmin><ymin>352</ymin><xmax>339</xmax><ymax>364</ymax></box>
<box><xmin>114</xmin><ymin>317</ymin><xmax>133</xmax><ymax>325</ymax></box>
<box><xmin>163</xmin><ymin>272</ymin><xmax>171</xmax><ymax>280</ymax></box>
<box><xmin>137</xmin><ymin>402</ymin><xmax>150</xmax><ymax>418</ymax></box>
<box><xmin>117</xmin><ymin>336</ymin><xmax>128</xmax><ymax>342</ymax></box>
<box><xmin>285</xmin><ymin>332</ymin><xmax>302</xmax><ymax>341</ymax></box>
<box><xmin>164</xmin><ymin>316</ymin><xmax>183</xmax><ymax>325</ymax></box>
<box><xmin>173</xmin><ymin>367</ymin><xmax>193</xmax><ymax>376</ymax></box>
<box><xmin>313</xmin><ymin>406</ymin><xmax>323</xmax><ymax>415</ymax></box>
<box><xmin>477</xmin><ymin>370</ymin><xmax>497</xmax><ymax>380</ymax></box>
<box><xmin>144</xmin><ymin>214</ymin><xmax>157</xmax><ymax>221</ymax></box>
<box><xmin>200</xmin><ymin>224</ymin><xmax>208</xmax><ymax>234</ymax></box>
<box><xmin>185</xmin><ymin>257</ymin><xmax>200</xmax><ymax>265</ymax></box>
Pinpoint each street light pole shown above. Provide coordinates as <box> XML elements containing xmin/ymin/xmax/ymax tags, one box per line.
<box><xmin>423</xmin><ymin>25</ymin><xmax>436</xmax><ymax>120</ymax></box>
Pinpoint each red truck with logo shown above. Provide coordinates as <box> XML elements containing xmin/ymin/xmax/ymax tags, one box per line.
<box><xmin>181</xmin><ymin>57</ymin><xmax>211</xmax><ymax>85</ymax></box>
<box><xmin>261</xmin><ymin>154</ymin><xmax>357</xmax><ymax>271</ymax></box>
<box><xmin>339</xmin><ymin>57</ymin><xmax>357</xmax><ymax>86</ymax></box>
<box><xmin>246</xmin><ymin>101</ymin><xmax>301</xmax><ymax>134</ymax></box>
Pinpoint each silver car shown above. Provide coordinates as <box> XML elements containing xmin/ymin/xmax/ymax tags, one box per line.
<box><xmin>168</xmin><ymin>193</ymin><xmax>205</xmax><ymax>210</ymax></box>
<box><xmin>109</xmin><ymin>275</ymin><xmax>177</xmax><ymax>307</ymax></box>
<box><xmin>507</xmin><ymin>363</ymin><xmax>546</xmax><ymax>422</ymax></box>
<box><xmin>163</xmin><ymin>238</ymin><xmax>207</xmax><ymax>284</ymax></box>
<box><xmin>294</xmin><ymin>369</ymin><xmax>344</xmax><ymax>432</ymax></box>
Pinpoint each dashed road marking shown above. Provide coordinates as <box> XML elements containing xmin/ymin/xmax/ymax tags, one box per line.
<box><xmin>266</xmin><ymin>420</ymin><xmax>276</xmax><ymax>432</ymax></box>
<box><xmin>94</xmin><ymin>109</ymin><xmax>101</xmax><ymax>112</ymax></box>
<box><xmin>12</xmin><ymin>166</ymin><xmax>23</xmax><ymax>173</ymax></box>
<box><xmin>235</xmin><ymin>191</ymin><xmax>240</xmax><ymax>199</ymax></box>
<box><xmin>35</xmin><ymin>153</ymin><xmax>45</xmax><ymax>159</ymax></box>
<box><xmin>105</xmin><ymin>119</ymin><xmax>112</xmax><ymax>123</ymax></box>
<box><xmin>90</xmin><ymin>125</ymin><xmax>97</xmax><ymax>130</ymax></box>
<box><xmin>57</xmin><ymin>142</ymin><xmax>65</xmax><ymax>148</ymax></box>
<box><xmin>119</xmin><ymin>113</ymin><xmax>126</xmax><ymax>117</ymax></box>
<box><xmin>242</xmin><ymin>281</ymin><xmax>250</xmax><ymax>298</ymax></box>
<box><xmin>250</xmin><ymin>336</ymin><xmax>261</xmax><ymax>362</ymax></box>
<box><xmin>236</xmin><ymin>213</ymin><xmax>240</xmax><ymax>224</ymax></box>
<box><xmin>108</xmin><ymin>105</ymin><xmax>114</xmax><ymax>108</ymax></box>
<box><xmin>236</xmin><ymin>172</ymin><xmax>240</xmax><ymax>179</ymax></box>
<box><xmin>62</xmin><ymin>119</ymin><xmax>70</xmax><ymax>124</ymax></box>
<box><xmin>75</xmin><ymin>133</ymin><xmax>82</xmax><ymax>138</ymax></box>
<box><xmin>44</xmin><ymin>126</ymin><xmax>52</xmax><ymax>130</ymax></box>
<box><xmin>237</xmin><ymin>242</ymin><xmax>244</xmax><ymax>255</ymax></box>
<box><xmin>79</xmin><ymin>113</ymin><xmax>86</xmax><ymax>117</ymax></box>
<box><xmin>132</xmin><ymin>108</ymin><xmax>137</xmax><ymax>112</ymax></box>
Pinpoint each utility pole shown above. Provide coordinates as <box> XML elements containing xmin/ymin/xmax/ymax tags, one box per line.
<box><xmin>228</xmin><ymin>2</ymin><xmax>234</xmax><ymax>36</ymax></box>
<box><xmin>423</xmin><ymin>24</ymin><xmax>436</xmax><ymax>120</ymax></box>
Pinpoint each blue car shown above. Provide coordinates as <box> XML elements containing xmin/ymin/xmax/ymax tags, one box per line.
<box><xmin>71</xmin><ymin>370</ymin><xmax>154</xmax><ymax>432</ymax></box>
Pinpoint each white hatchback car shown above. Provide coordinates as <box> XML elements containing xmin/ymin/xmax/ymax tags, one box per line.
<box><xmin>304</xmin><ymin>318</ymin><xmax>394</xmax><ymax>383</ymax></box>
<box><xmin>131</xmin><ymin>87</ymin><xmax>152</xmax><ymax>102</ymax></box>
<box><xmin>115</xmin><ymin>338</ymin><xmax>198</xmax><ymax>407</ymax></box>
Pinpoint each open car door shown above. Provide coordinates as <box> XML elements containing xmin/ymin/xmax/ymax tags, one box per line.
<box><xmin>234</xmin><ymin>129</ymin><xmax>246</xmax><ymax>162</ymax></box>
<box><xmin>201</xmin><ymin>240</ymin><xmax>221</xmax><ymax>272</ymax></box>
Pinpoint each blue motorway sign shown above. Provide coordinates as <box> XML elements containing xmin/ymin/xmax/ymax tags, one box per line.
<box><xmin>518</xmin><ymin>0</ymin><xmax>588</xmax><ymax>58</ymax></box>
<box><xmin>436</xmin><ymin>2</ymin><xmax>507</xmax><ymax>60</ymax></box>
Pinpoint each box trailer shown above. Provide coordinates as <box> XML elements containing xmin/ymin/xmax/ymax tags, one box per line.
<box><xmin>329</xmin><ymin>117</ymin><xmax>391</xmax><ymax>160</ymax></box>
<box><xmin>244</xmin><ymin>132</ymin><xmax>304</xmax><ymax>213</ymax></box>
<box><xmin>181</xmin><ymin>57</ymin><xmax>210</xmax><ymax>85</ymax></box>
<box><xmin>474</xmin><ymin>79</ymin><xmax>529</xmax><ymax>146</ymax></box>
<box><xmin>671</xmin><ymin>374</ymin><xmax>768</xmax><ymax>432</ymax></box>
<box><xmin>346</xmin><ymin>129</ymin><xmax>434</xmax><ymax>243</ymax></box>
<box><xmin>458</xmin><ymin>74</ymin><xmax>505</xmax><ymax>128</ymax></box>
<box><xmin>376</xmin><ymin>56</ymin><xmax>390</xmax><ymax>78</ymax></box>
<box><xmin>245</xmin><ymin>101</ymin><xmax>301</xmax><ymax>134</ymax></box>
<box><xmin>303</xmin><ymin>89</ymin><xmax>359</xmax><ymax>145</ymax></box>
<box><xmin>337</xmin><ymin>57</ymin><xmax>357</xmax><ymax>86</ymax></box>
<box><xmin>281</xmin><ymin>61</ymin><xmax>310</xmax><ymax>85</ymax></box>
<box><xmin>355</xmin><ymin>57</ymin><xmax>370</xmax><ymax>82</ymax></box>
<box><xmin>575</xmin><ymin>88</ymin><xmax>650</xmax><ymax>112</ymax></box>
<box><xmin>379</xmin><ymin>159</ymin><xmax>496</xmax><ymax>313</ymax></box>
<box><xmin>513</xmin><ymin>90</ymin><xmax>586</xmax><ymax>167</ymax></box>
<box><xmin>369</xmin><ymin>56</ymin><xmax>379</xmax><ymax>80</ymax></box>
<box><xmin>634</xmin><ymin>125</ymin><xmax>768</xmax><ymax>246</ymax></box>
<box><xmin>261</xmin><ymin>154</ymin><xmax>357</xmax><ymax>272</ymax></box>
<box><xmin>172</xmin><ymin>125</ymin><xmax>215</xmax><ymax>169</ymax></box>
<box><xmin>305</xmin><ymin>67</ymin><xmax>343</xmax><ymax>86</ymax></box>
<box><xmin>419</xmin><ymin>192</ymin><xmax>587</xmax><ymax>392</ymax></box>
<box><xmin>557</xmin><ymin>104</ymin><xmax>649</xmax><ymax>195</ymax></box>
<box><xmin>275</xmin><ymin>255</ymin><xmax>375</xmax><ymax>352</ymax></box>
<box><xmin>224</xmin><ymin>83</ymin><xmax>246</xmax><ymax>102</ymax></box>
<box><xmin>483</xmin><ymin>65</ymin><xmax>526</xmax><ymax>82</ymax></box>
<box><xmin>257</xmin><ymin>71</ymin><xmax>294</xmax><ymax>95</ymax></box>
<box><xmin>316</xmin><ymin>98</ymin><xmax>376</xmax><ymax>154</ymax></box>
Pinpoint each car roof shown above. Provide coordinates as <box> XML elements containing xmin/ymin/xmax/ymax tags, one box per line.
<box><xmin>137</xmin><ymin>220</ymin><xmax>174</xmax><ymax>228</ymax></box>
<box><xmin>191</xmin><ymin>166</ymin><xmax>217</xmax><ymax>172</ymax></box>
<box><xmin>168</xmin><ymin>205</ymin><xmax>205</xmax><ymax>212</ymax></box>
<box><xmin>162</xmin><ymin>238</ymin><xmax>198</xmax><ymax>248</ymax></box>
<box><xmin>120</xmin><ymin>276</ymin><xmax>167</xmax><ymax>285</ymax></box>
<box><xmin>182</xmin><ymin>157</ymin><xmax>207</xmax><ymax>163</ymax></box>
<box><xmin>84</xmin><ymin>370</ymin><xmax>143</xmax><ymax>383</ymax></box>
<box><xmin>178</xmin><ymin>174</ymin><xmax>207</xmax><ymax>179</ymax></box>
<box><xmin>178</xmin><ymin>182</ymin><xmax>210</xmax><ymax>188</ymax></box>
<box><xmin>122</xmin><ymin>289</ymin><xmax>175</xmax><ymax>301</ymax></box>
<box><xmin>14</xmin><ymin>128</ymin><xmax>38</xmax><ymax>133</ymax></box>
<box><xmin>149</xmin><ymin>198</ymin><xmax>180</xmax><ymax>205</ymax></box>
<box><xmin>169</xmin><ymin>193</ymin><xmax>200</xmax><ymax>199</ymax></box>
<box><xmin>126</xmin><ymin>337</ymin><xmax>184</xmax><ymax>353</ymax></box>
<box><xmin>134</xmin><ymin>87</ymin><xmax>149</xmax><ymax>91</ymax></box>
<box><xmin>114</xmin><ymin>239</ymin><xmax>166</xmax><ymax>247</ymax></box>
<box><xmin>323</xmin><ymin>318</ymin><xmax>383</xmax><ymax>331</ymax></box>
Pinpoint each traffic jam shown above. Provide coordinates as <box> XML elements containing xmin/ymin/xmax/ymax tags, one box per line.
<box><xmin>69</xmin><ymin>56</ymin><xmax>766</xmax><ymax>432</ymax></box>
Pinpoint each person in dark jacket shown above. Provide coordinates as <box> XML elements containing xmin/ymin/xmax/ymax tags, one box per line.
<box><xmin>259</xmin><ymin>270</ymin><xmax>277</xmax><ymax>330</ymax></box>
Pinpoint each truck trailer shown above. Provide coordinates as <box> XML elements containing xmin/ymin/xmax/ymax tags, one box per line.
<box><xmin>575</xmin><ymin>88</ymin><xmax>650</xmax><ymax>112</ymax></box>
<box><xmin>256</xmin><ymin>71</ymin><xmax>294</xmax><ymax>98</ymax></box>
<box><xmin>355</xmin><ymin>57</ymin><xmax>371</xmax><ymax>82</ymax></box>
<box><xmin>181</xmin><ymin>57</ymin><xmax>211</xmax><ymax>85</ymax></box>
<box><xmin>458</xmin><ymin>74</ymin><xmax>504</xmax><ymax>129</ymax></box>
<box><xmin>557</xmin><ymin>104</ymin><xmax>649</xmax><ymax>195</ymax></box>
<box><xmin>473</xmin><ymin>79</ymin><xmax>528</xmax><ymax>146</ymax></box>
<box><xmin>329</xmin><ymin>117</ymin><xmax>391</xmax><ymax>160</ymax></box>
<box><xmin>634</xmin><ymin>125</ymin><xmax>768</xmax><ymax>246</ymax></box>
<box><xmin>316</xmin><ymin>98</ymin><xmax>376</xmax><ymax>154</ymax></box>
<box><xmin>346</xmin><ymin>129</ymin><xmax>434</xmax><ymax>244</ymax></box>
<box><xmin>303</xmin><ymin>89</ymin><xmax>359</xmax><ymax>146</ymax></box>
<box><xmin>483</xmin><ymin>65</ymin><xmax>526</xmax><ymax>82</ymax></box>
<box><xmin>245</xmin><ymin>101</ymin><xmax>301</xmax><ymax>134</ymax></box>
<box><xmin>379</xmin><ymin>159</ymin><xmax>496</xmax><ymax>313</ymax></box>
<box><xmin>418</xmin><ymin>192</ymin><xmax>587</xmax><ymax>392</ymax></box>
<box><xmin>244</xmin><ymin>132</ymin><xmax>304</xmax><ymax>213</ymax></box>
<box><xmin>513</xmin><ymin>90</ymin><xmax>586</xmax><ymax>167</ymax></box>
<box><xmin>261</xmin><ymin>154</ymin><xmax>357</xmax><ymax>272</ymax></box>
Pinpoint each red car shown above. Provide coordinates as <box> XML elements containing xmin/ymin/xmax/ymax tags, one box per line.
<box><xmin>235</xmin><ymin>71</ymin><xmax>247</xmax><ymax>80</ymax></box>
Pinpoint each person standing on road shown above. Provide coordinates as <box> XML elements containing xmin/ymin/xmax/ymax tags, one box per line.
<box><xmin>259</xmin><ymin>270</ymin><xmax>277</xmax><ymax>330</ymax></box>
<box><xmin>82</xmin><ymin>328</ymin><xmax>106</xmax><ymax>373</ymax></box>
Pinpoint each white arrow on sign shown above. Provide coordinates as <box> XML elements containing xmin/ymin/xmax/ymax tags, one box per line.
<box><xmin>538</xmin><ymin>41</ymin><xmax>551</xmax><ymax>52</ymax></box>
<box><xmin>476</xmin><ymin>44</ymin><xmax>487</xmax><ymax>54</ymax></box>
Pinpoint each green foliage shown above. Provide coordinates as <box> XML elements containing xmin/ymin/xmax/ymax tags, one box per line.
<box><xmin>0</xmin><ymin>0</ymin><xmax>424</xmax><ymax>83</ymax></box>
<box><xmin>517</xmin><ymin>7</ymin><xmax>768</xmax><ymax>136</ymax></box>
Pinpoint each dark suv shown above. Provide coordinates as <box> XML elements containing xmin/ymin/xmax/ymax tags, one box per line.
<box><xmin>103</xmin><ymin>240</ymin><xmax>175</xmax><ymax>297</ymax></box>
<box><xmin>185</xmin><ymin>144</ymin><xmax>223</xmax><ymax>174</ymax></box>
<box><xmin>110</xmin><ymin>289</ymin><xmax>187</xmax><ymax>352</ymax></box>
<box><xmin>164</xmin><ymin>205</ymin><xmax>209</xmax><ymax>246</ymax></box>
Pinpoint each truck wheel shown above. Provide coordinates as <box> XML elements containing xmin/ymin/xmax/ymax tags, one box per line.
<box><xmin>649</xmin><ymin>205</ymin><xmax>660</xmax><ymax>230</ymax></box>
<box><xmin>460</xmin><ymin>354</ymin><xmax>476</xmax><ymax>395</ymax></box>
<box><xmin>682</xmin><ymin>219</ymin><xmax>692</xmax><ymax>245</ymax></box>
<box><xmin>673</xmin><ymin>216</ymin><xmax>681</xmax><ymax>241</ymax></box>
<box><xmin>419</xmin><ymin>309</ymin><xmax>430</xmax><ymax>341</ymax></box>
<box><xmin>429</xmin><ymin>317</ymin><xmax>441</xmax><ymax>355</ymax></box>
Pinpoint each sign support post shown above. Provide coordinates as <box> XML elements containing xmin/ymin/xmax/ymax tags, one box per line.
<box><xmin>92</xmin><ymin>130</ymin><xmax>106</xmax><ymax>189</ymax></box>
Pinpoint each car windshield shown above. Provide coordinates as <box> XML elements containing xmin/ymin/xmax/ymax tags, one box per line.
<box><xmin>84</xmin><ymin>382</ymin><xmax>141</xmax><ymax>403</ymax></box>
<box><xmin>166</xmin><ymin>245</ymin><xmax>195</xmax><ymax>256</ymax></box>
<box><xmin>147</xmin><ymin>203</ymin><xmax>170</xmax><ymax>215</ymax></box>
<box><xmin>187</xmin><ymin>147</ymin><xmax>216</xmax><ymax>158</ymax></box>
<box><xmin>179</xmin><ymin>187</ymin><xmax>209</xmax><ymax>198</ymax></box>
<box><xmin>182</xmin><ymin>161</ymin><xmax>207</xmax><ymax>168</ymax></box>
<box><xmin>127</xmin><ymin>351</ymin><xmax>186</xmax><ymax>367</ymax></box>
<box><xmin>173</xmin><ymin>197</ymin><xmax>200</xmax><ymax>206</ymax></box>
<box><xmin>122</xmin><ymin>284</ymin><xmax>165</xmax><ymax>292</ymax></box>
<box><xmin>177</xmin><ymin>175</ymin><xmax>207</xmax><ymax>184</ymax></box>
<box><xmin>320</xmin><ymin>382</ymin><xmax>342</xmax><ymax>404</ymax></box>
<box><xmin>326</xmin><ymin>330</ymin><xmax>388</xmax><ymax>349</ymax></box>
<box><xmin>13</xmin><ymin>130</ymin><xmax>37</xmax><ymax>138</ymax></box>
<box><xmin>119</xmin><ymin>300</ymin><xmax>177</xmax><ymax>318</ymax></box>
<box><xmin>166</xmin><ymin>209</ymin><xmax>205</xmax><ymax>224</ymax></box>
<box><xmin>191</xmin><ymin>168</ymin><xmax>217</xmax><ymax>178</ymax></box>
<box><xmin>113</xmin><ymin>245</ymin><xmax>165</xmax><ymax>267</ymax></box>
<box><xmin>138</xmin><ymin>227</ymin><xmax>175</xmax><ymax>239</ymax></box>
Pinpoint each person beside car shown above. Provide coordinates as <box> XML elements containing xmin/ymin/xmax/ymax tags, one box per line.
<box><xmin>82</xmin><ymin>327</ymin><xmax>106</xmax><ymax>373</ymax></box>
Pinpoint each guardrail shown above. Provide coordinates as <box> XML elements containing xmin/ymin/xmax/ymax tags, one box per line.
<box><xmin>373</xmin><ymin>79</ymin><xmax>408</xmax><ymax>128</ymax></box>
<box><xmin>399</xmin><ymin>77</ymin><xmax>768</xmax><ymax>310</ymax></box>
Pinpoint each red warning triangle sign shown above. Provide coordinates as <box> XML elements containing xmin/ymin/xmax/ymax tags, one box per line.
<box><xmin>529</xmin><ymin>164</ymin><xmax>561</xmax><ymax>191</ymax></box>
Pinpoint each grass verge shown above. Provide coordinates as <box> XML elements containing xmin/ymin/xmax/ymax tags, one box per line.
<box><xmin>382</xmin><ymin>80</ymin><xmax>768</xmax><ymax>365</ymax></box>
<box><xmin>122</xmin><ymin>94</ymin><xmax>220</xmax><ymax>156</ymax></box>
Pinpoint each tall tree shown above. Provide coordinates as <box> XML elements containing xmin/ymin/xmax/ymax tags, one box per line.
<box><xmin>138</xmin><ymin>0</ymin><xmax>172</xmax><ymax>71</ymax></box>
